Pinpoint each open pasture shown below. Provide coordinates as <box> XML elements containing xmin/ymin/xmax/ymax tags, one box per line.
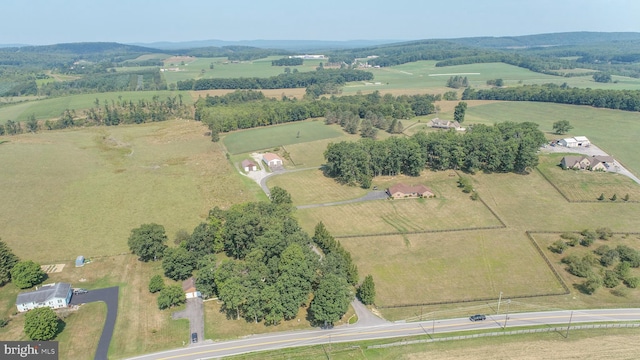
<box><xmin>0</xmin><ymin>90</ymin><xmax>193</xmax><ymax>123</ymax></box>
<box><xmin>161</xmin><ymin>56</ymin><xmax>319</xmax><ymax>85</ymax></box>
<box><xmin>340</xmin><ymin>230</ymin><xmax>563</xmax><ymax>307</ymax></box>
<box><xmin>295</xmin><ymin>172</ymin><xmax>502</xmax><ymax>236</ymax></box>
<box><xmin>343</xmin><ymin>61</ymin><xmax>640</xmax><ymax>96</ymax></box>
<box><xmin>0</xmin><ymin>120</ymin><xmax>256</xmax><ymax>262</ymax></box>
<box><xmin>466</xmin><ymin>101</ymin><xmax>640</xmax><ymax>177</ymax></box>
<box><xmin>222</xmin><ymin>120</ymin><xmax>344</xmax><ymax>155</ymax></box>
<box><xmin>537</xmin><ymin>153</ymin><xmax>640</xmax><ymax>202</ymax></box>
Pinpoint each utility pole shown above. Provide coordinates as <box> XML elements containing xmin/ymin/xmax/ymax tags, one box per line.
<box><xmin>566</xmin><ymin>311</ymin><xmax>573</xmax><ymax>338</ymax></box>
<box><xmin>503</xmin><ymin>299</ymin><xmax>511</xmax><ymax>329</ymax></box>
<box><xmin>497</xmin><ymin>291</ymin><xmax>503</xmax><ymax>314</ymax></box>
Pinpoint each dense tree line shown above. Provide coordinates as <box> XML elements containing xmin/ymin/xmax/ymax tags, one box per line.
<box><xmin>177</xmin><ymin>68</ymin><xmax>373</xmax><ymax>91</ymax></box>
<box><xmin>272</xmin><ymin>58</ymin><xmax>303</xmax><ymax>66</ymax></box>
<box><xmin>462</xmin><ymin>84</ymin><xmax>640</xmax><ymax>112</ymax></box>
<box><xmin>446</xmin><ymin>76</ymin><xmax>469</xmax><ymax>89</ymax></box>
<box><xmin>39</xmin><ymin>69</ymin><xmax>167</xmax><ymax>96</ymax></box>
<box><xmin>435</xmin><ymin>53</ymin><xmax>577</xmax><ymax>76</ymax></box>
<box><xmin>324</xmin><ymin>122</ymin><xmax>546</xmax><ymax>187</ymax></box>
<box><xmin>196</xmin><ymin>90</ymin><xmax>437</xmax><ymax>140</ymax></box>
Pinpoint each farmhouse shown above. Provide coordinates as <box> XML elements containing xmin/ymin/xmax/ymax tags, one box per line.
<box><xmin>561</xmin><ymin>155</ymin><xmax>614</xmax><ymax>171</ymax></box>
<box><xmin>559</xmin><ymin>136</ymin><xmax>590</xmax><ymax>148</ymax></box>
<box><xmin>427</xmin><ymin>118</ymin><xmax>464</xmax><ymax>131</ymax></box>
<box><xmin>16</xmin><ymin>282</ymin><xmax>73</xmax><ymax>312</ymax></box>
<box><xmin>262</xmin><ymin>153</ymin><xmax>283</xmax><ymax>168</ymax></box>
<box><xmin>387</xmin><ymin>184</ymin><xmax>435</xmax><ymax>199</ymax></box>
<box><xmin>241</xmin><ymin>159</ymin><xmax>258</xmax><ymax>172</ymax></box>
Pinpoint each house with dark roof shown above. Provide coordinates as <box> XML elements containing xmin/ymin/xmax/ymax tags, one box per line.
<box><xmin>182</xmin><ymin>277</ymin><xmax>201</xmax><ymax>299</ymax></box>
<box><xmin>16</xmin><ymin>283</ymin><xmax>73</xmax><ymax>312</ymax></box>
<box><xmin>561</xmin><ymin>155</ymin><xmax>614</xmax><ymax>171</ymax></box>
<box><xmin>387</xmin><ymin>184</ymin><xmax>435</xmax><ymax>199</ymax></box>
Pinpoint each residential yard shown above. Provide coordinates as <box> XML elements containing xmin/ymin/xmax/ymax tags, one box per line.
<box><xmin>295</xmin><ymin>171</ymin><xmax>502</xmax><ymax>236</ymax></box>
<box><xmin>536</xmin><ymin>153</ymin><xmax>640</xmax><ymax>202</ymax></box>
<box><xmin>267</xmin><ymin>169</ymin><xmax>368</xmax><ymax>206</ymax></box>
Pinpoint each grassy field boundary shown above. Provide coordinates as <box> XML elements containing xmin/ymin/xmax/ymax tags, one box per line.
<box><xmin>369</xmin><ymin>322</ymin><xmax>640</xmax><ymax>349</ymax></box>
<box><xmin>535</xmin><ymin>166</ymin><xmax>640</xmax><ymax>204</ymax></box>
<box><xmin>525</xmin><ymin>232</ymin><xmax>572</xmax><ymax>295</ymax></box>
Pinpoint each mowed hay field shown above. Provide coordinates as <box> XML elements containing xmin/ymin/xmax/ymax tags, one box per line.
<box><xmin>222</xmin><ymin>120</ymin><xmax>344</xmax><ymax>155</ymax></box>
<box><xmin>340</xmin><ymin>230</ymin><xmax>563</xmax><ymax>307</ymax></box>
<box><xmin>537</xmin><ymin>153</ymin><xmax>640</xmax><ymax>202</ymax></box>
<box><xmin>267</xmin><ymin>169</ymin><xmax>368</xmax><ymax>205</ymax></box>
<box><xmin>0</xmin><ymin>119</ymin><xmax>256</xmax><ymax>262</ymax></box>
<box><xmin>295</xmin><ymin>172</ymin><xmax>502</xmax><ymax>236</ymax></box>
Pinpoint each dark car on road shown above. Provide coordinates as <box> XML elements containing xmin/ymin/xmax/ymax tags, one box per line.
<box><xmin>191</xmin><ymin>332</ymin><xmax>198</xmax><ymax>343</ymax></box>
<box><xmin>469</xmin><ymin>314</ymin><xmax>486</xmax><ymax>322</ymax></box>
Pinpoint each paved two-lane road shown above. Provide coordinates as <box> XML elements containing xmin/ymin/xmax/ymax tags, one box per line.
<box><xmin>127</xmin><ymin>308</ymin><xmax>640</xmax><ymax>360</ymax></box>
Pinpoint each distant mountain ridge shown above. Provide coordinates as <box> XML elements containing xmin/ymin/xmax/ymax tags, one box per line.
<box><xmin>129</xmin><ymin>39</ymin><xmax>407</xmax><ymax>52</ymax></box>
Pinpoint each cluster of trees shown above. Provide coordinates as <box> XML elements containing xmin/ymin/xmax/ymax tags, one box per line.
<box><xmin>0</xmin><ymin>238</ymin><xmax>46</xmax><ymax>290</ymax></box>
<box><xmin>446</xmin><ymin>76</ymin><xmax>469</xmax><ymax>89</ymax></box>
<box><xmin>177</xmin><ymin>69</ymin><xmax>373</xmax><ymax>91</ymax></box>
<box><xmin>324</xmin><ymin>122</ymin><xmax>546</xmax><ymax>187</ymax></box>
<box><xmin>548</xmin><ymin>229</ymin><xmax>640</xmax><ymax>294</ymax></box>
<box><xmin>592</xmin><ymin>72</ymin><xmax>612</xmax><ymax>83</ymax></box>
<box><xmin>486</xmin><ymin>78</ymin><xmax>504</xmax><ymax>87</ymax></box>
<box><xmin>462</xmin><ymin>84</ymin><xmax>640</xmax><ymax>112</ymax></box>
<box><xmin>130</xmin><ymin>188</ymin><xmax>363</xmax><ymax>325</ymax></box>
<box><xmin>39</xmin><ymin>69</ymin><xmax>167</xmax><ymax>96</ymax></box>
<box><xmin>196</xmin><ymin>90</ymin><xmax>436</xmax><ymax>141</ymax></box>
<box><xmin>272</xmin><ymin>58</ymin><xmax>303</xmax><ymax>66</ymax></box>
<box><xmin>324</xmin><ymin>110</ymin><xmax>404</xmax><ymax>138</ymax></box>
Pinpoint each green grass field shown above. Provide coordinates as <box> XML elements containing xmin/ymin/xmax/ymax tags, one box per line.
<box><xmin>161</xmin><ymin>56</ymin><xmax>320</xmax><ymax>85</ymax></box>
<box><xmin>0</xmin><ymin>91</ymin><xmax>193</xmax><ymax>123</ymax></box>
<box><xmin>0</xmin><ymin>120</ymin><xmax>257</xmax><ymax>262</ymax></box>
<box><xmin>222</xmin><ymin>120</ymin><xmax>344</xmax><ymax>155</ymax></box>
<box><xmin>537</xmin><ymin>153</ymin><xmax>640</xmax><ymax>202</ymax></box>
<box><xmin>342</xmin><ymin>61</ymin><xmax>640</xmax><ymax>95</ymax></box>
<box><xmin>267</xmin><ymin>169</ymin><xmax>368</xmax><ymax>205</ymax></box>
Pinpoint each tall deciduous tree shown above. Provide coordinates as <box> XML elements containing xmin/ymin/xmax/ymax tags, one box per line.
<box><xmin>0</xmin><ymin>238</ymin><xmax>19</xmax><ymax>286</ymax></box>
<box><xmin>357</xmin><ymin>274</ymin><xmax>376</xmax><ymax>305</ymax></box>
<box><xmin>269</xmin><ymin>186</ymin><xmax>293</xmax><ymax>209</ymax></box>
<box><xmin>453</xmin><ymin>101</ymin><xmax>467</xmax><ymax>123</ymax></box>
<box><xmin>157</xmin><ymin>284</ymin><xmax>185</xmax><ymax>310</ymax></box>
<box><xmin>162</xmin><ymin>247</ymin><xmax>196</xmax><ymax>281</ymax></box>
<box><xmin>11</xmin><ymin>260</ymin><xmax>45</xmax><ymax>289</ymax></box>
<box><xmin>552</xmin><ymin>120</ymin><xmax>573</xmax><ymax>135</ymax></box>
<box><xmin>24</xmin><ymin>307</ymin><xmax>60</xmax><ymax>340</ymax></box>
<box><xmin>309</xmin><ymin>273</ymin><xmax>352</xmax><ymax>326</ymax></box>
<box><xmin>128</xmin><ymin>223</ymin><xmax>168</xmax><ymax>262</ymax></box>
<box><xmin>148</xmin><ymin>274</ymin><xmax>164</xmax><ymax>293</ymax></box>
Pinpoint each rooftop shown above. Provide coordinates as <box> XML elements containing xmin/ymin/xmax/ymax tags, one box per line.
<box><xmin>16</xmin><ymin>283</ymin><xmax>71</xmax><ymax>305</ymax></box>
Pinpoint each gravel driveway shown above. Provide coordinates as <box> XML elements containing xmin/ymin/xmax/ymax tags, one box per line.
<box><xmin>172</xmin><ymin>297</ymin><xmax>205</xmax><ymax>345</ymax></box>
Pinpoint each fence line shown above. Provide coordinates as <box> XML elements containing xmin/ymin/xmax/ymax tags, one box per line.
<box><xmin>535</xmin><ymin>167</ymin><xmax>639</xmax><ymax>203</ymax></box>
<box><xmin>368</xmin><ymin>323</ymin><xmax>640</xmax><ymax>349</ymax></box>
<box><xmin>525</xmin><ymin>231</ymin><xmax>571</xmax><ymax>294</ymax></box>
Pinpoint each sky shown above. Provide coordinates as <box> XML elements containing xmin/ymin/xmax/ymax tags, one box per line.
<box><xmin>2</xmin><ymin>0</ymin><xmax>640</xmax><ymax>45</ymax></box>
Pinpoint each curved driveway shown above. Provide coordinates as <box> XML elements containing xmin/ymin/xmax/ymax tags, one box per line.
<box><xmin>127</xmin><ymin>308</ymin><xmax>640</xmax><ymax>360</ymax></box>
<box><xmin>70</xmin><ymin>286</ymin><xmax>119</xmax><ymax>360</ymax></box>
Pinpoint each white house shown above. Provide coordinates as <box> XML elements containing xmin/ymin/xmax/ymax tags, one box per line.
<box><xmin>16</xmin><ymin>283</ymin><xmax>73</xmax><ymax>312</ymax></box>
<box><xmin>262</xmin><ymin>153</ymin><xmax>283</xmax><ymax>168</ymax></box>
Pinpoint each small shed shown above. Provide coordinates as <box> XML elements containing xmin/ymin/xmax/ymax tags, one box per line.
<box><xmin>241</xmin><ymin>159</ymin><xmax>258</xmax><ymax>172</ymax></box>
<box><xmin>75</xmin><ymin>256</ymin><xmax>85</xmax><ymax>267</ymax></box>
